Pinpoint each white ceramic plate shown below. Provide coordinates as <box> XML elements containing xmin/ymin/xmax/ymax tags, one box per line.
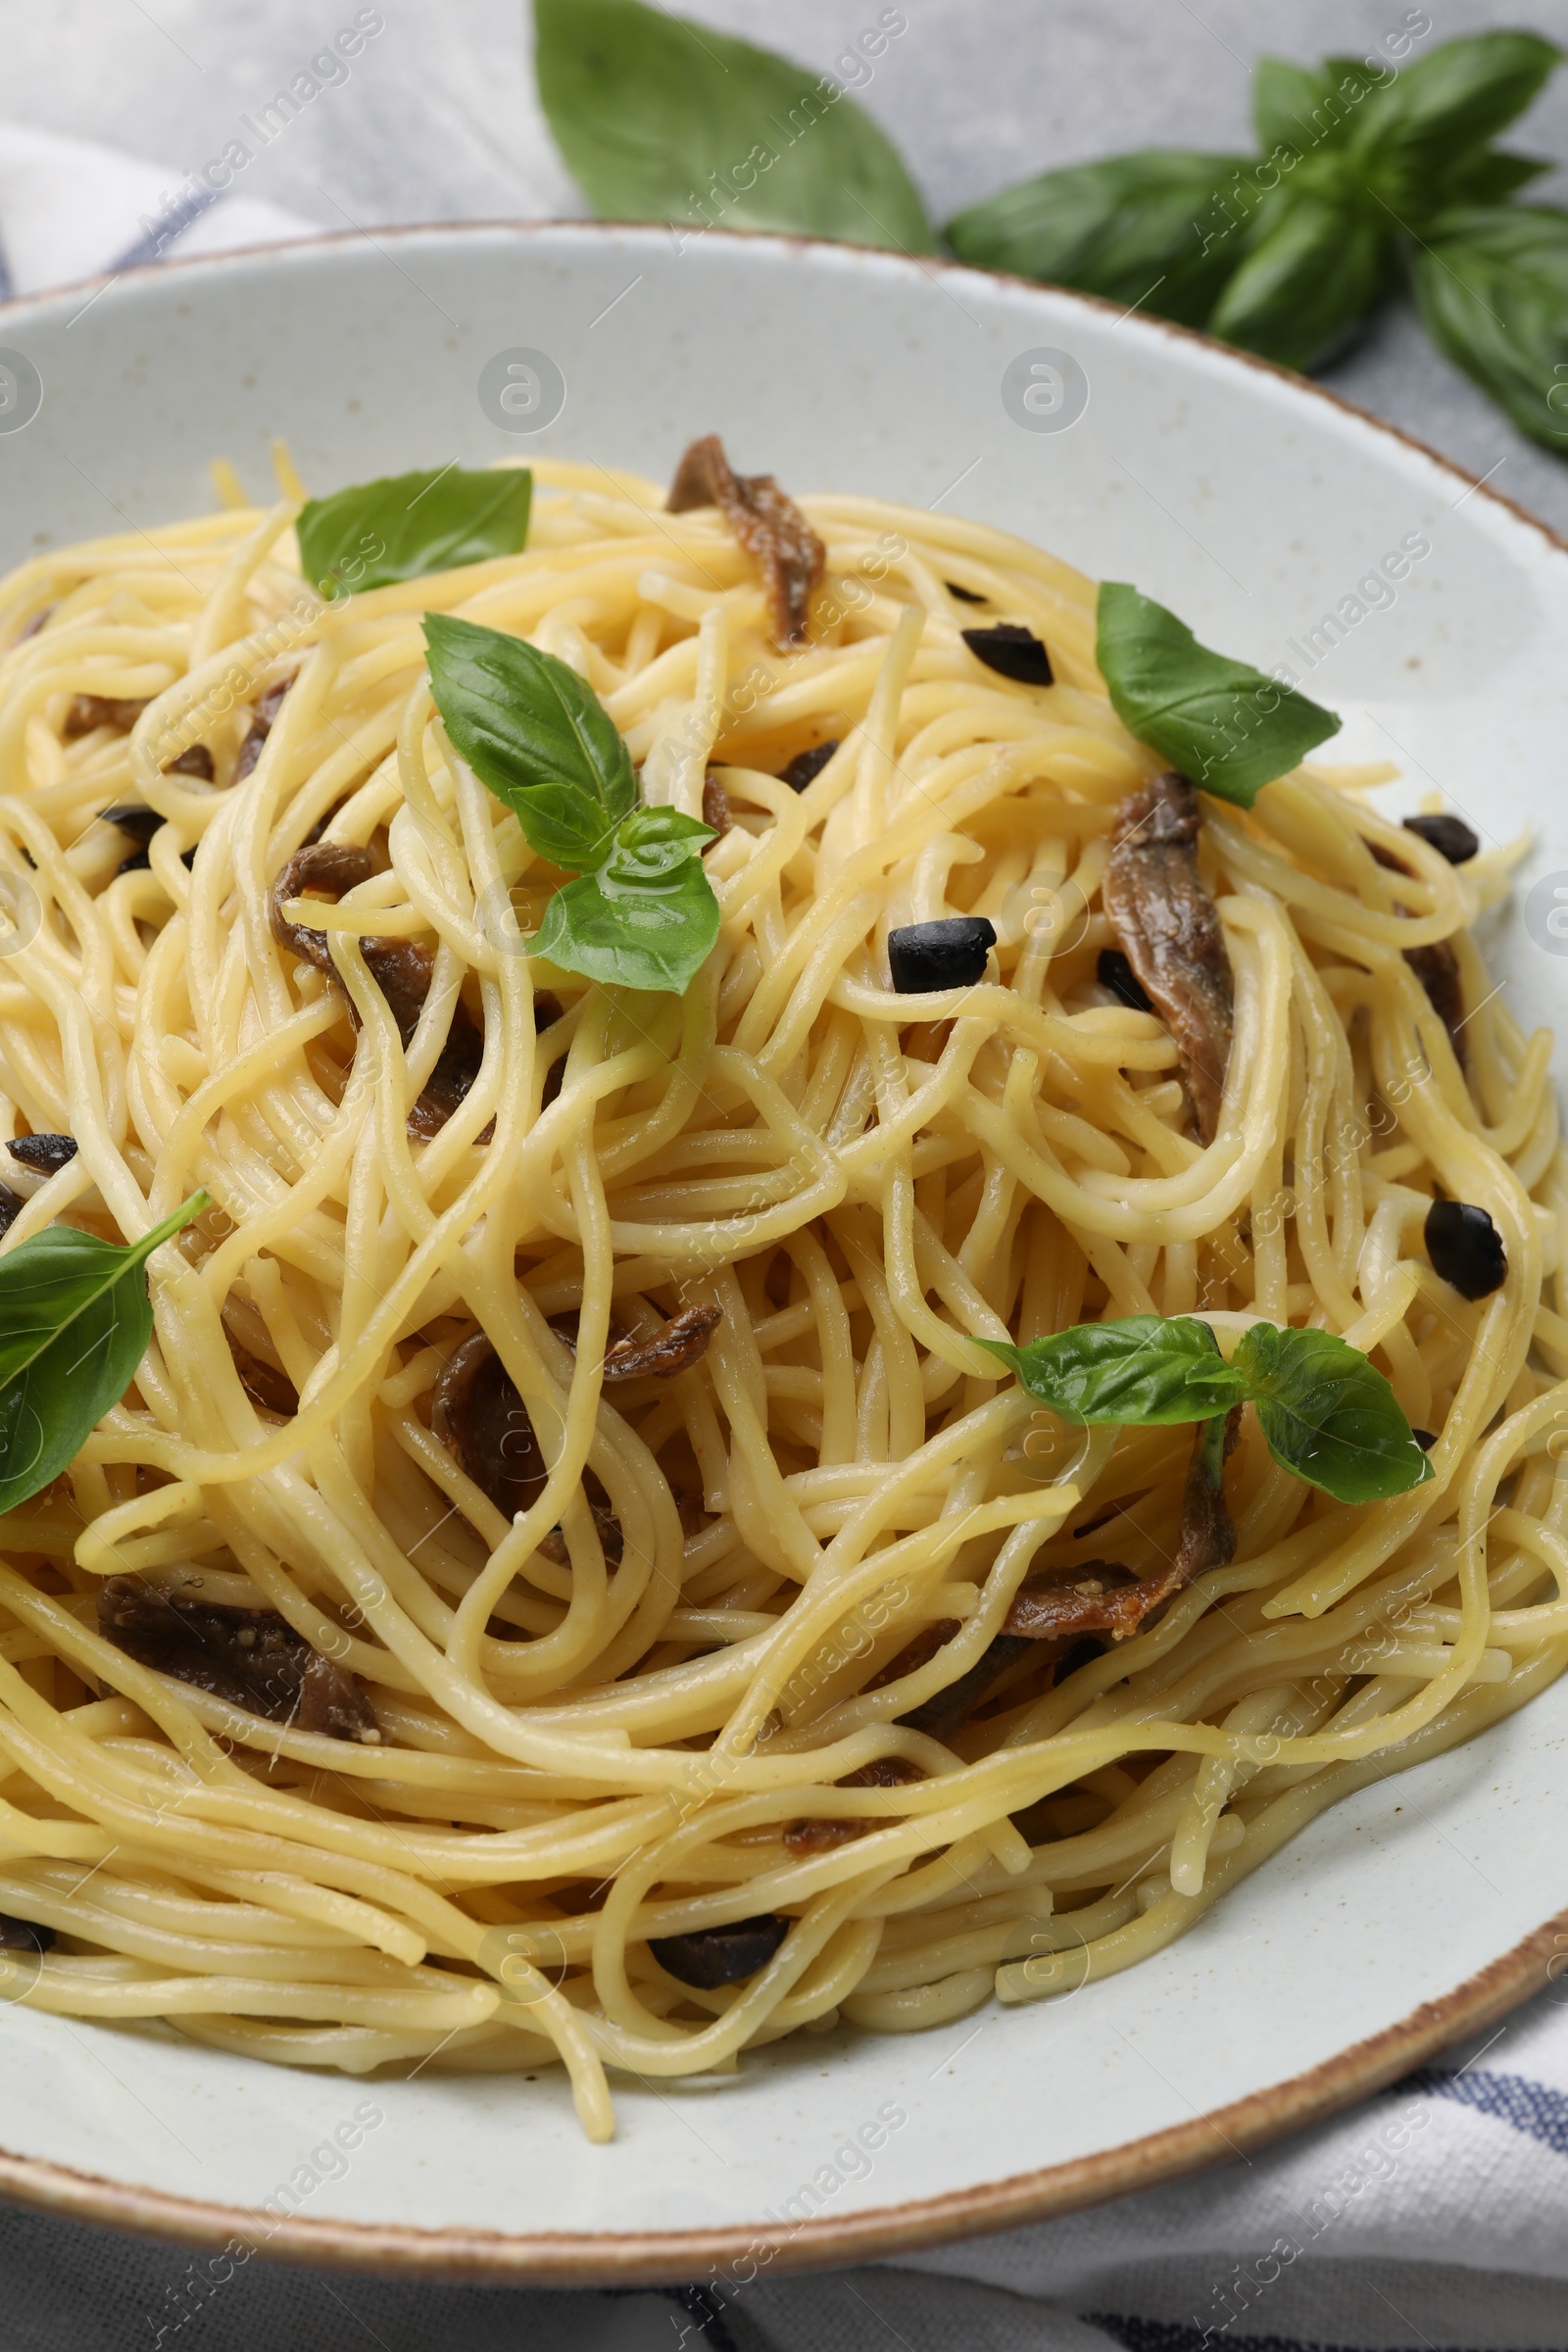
<box><xmin>2</xmin><ymin>223</ymin><xmax>1567</xmax><ymax>2283</ymax></box>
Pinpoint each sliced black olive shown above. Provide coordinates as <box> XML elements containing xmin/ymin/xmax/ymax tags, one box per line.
<box><xmin>649</xmin><ymin>1914</ymin><xmax>790</xmax><ymax>1989</ymax></box>
<box><xmin>1097</xmin><ymin>947</ymin><xmax>1152</xmax><ymax>1012</ymax></box>
<box><xmin>887</xmin><ymin>916</ymin><xmax>997</xmax><ymax>994</ymax></box>
<box><xmin>946</xmin><ymin>580</ymin><xmax>987</xmax><ymax>604</ymax></box>
<box><xmin>1425</xmin><ymin>1200</ymin><xmax>1507</xmax><ymax>1299</ymax></box>
<box><xmin>777</xmin><ymin>740</ymin><xmax>839</xmax><ymax>793</ymax></box>
<box><xmin>960</xmin><ymin>622</ymin><xmax>1054</xmax><ymax>688</ymax></box>
<box><xmin>0</xmin><ymin>1914</ymin><xmax>53</xmax><ymax>1955</ymax></box>
<box><xmin>8</xmin><ymin>1134</ymin><xmax>75</xmax><ymax>1176</ymax></box>
<box><xmin>1411</xmin><ymin>1428</ymin><xmax>1438</xmax><ymax>1450</ymax></box>
<box><xmin>0</xmin><ymin>1186</ymin><xmax>21</xmax><ymax>1240</ymax></box>
<box><xmin>1402</xmin><ymin>813</ymin><xmax>1479</xmax><ymax>865</ymax></box>
<box><xmin>101</xmin><ymin>804</ymin><xmax>163</xmax><ymax>848</ymax></box>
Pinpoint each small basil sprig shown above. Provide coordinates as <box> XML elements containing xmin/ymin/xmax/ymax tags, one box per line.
<box><xmin>1096</xmin><ymin>582</ymin><xmax>1340</xmax><ymax>805</ymax></box>
<box><xmin>296</xmin><ymin>468</ymin><xmax>533</xmax><ymax>599</ymax></box>
<box><xmin>0</xmin><ymin>1192</ymin><xmax>207</xmax><ymax>1514</ymax></box>
<box><xmin>947</xmin><ymin>151</ymin><xmax>1253</xmax><ymax>328</ymax></box>
<box><xmin>424</xmin><ymin>615</ymin><xmax>720</xmax><ymax>995</ymax></box>
<box><xmin>982</xmin><ymin>1314</ymin><xmax>1432</xmax><ymax>1506</ymax></box>
<box><xmin>535</xmin><ymin>0</ymin><xmax>933</xmax><ymax>253</ymax></box>
<box><xmin>1412</xmin><ymin>205</ymin><xmax>1568</xmax><ymax>454</ymax></box>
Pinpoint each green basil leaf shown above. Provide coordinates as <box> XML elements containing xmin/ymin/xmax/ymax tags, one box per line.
<box><xmin>297</xmin><ymin>468</ymin><xmax>532</xmax><ymax>599</ymax></box>
<box><xmin>980</xmin><ymin>1315</ymin><xmax>1246</xmax><ymax>1426</ymax></box>
<box><xmin>535</xmin><ymin>0</ymin><xmax>933</xmax><ymax>253</ymax></box>
<box><xmin>424</xmin><ymin>614</ymin><xmax>636</xmax><ymax>862</ymax></box>
<box><xmin>1207</xmin><ymin>189</ymin><xmax>1392</xmax><ymax>370</ymax></box>
<box><xmin>1411</xmin><ymin>205</ymin><xmax>1568</xmax><ymax>453</ymax></box>
<box><xmin>533</xmin><ymin>806</ymin><xmax>719</xmax><ymax>995</ymax></box>
<box><xmin>1440</xmin><ymin>149</ymin><xmax>1551</xmax><ymax>204</ymax></box>
<box><xmin>1233</xmin><ymin>1323</ymin><xmax>1433</xmax><ymax>1503</ymax></box>
<box><xmin>1347</xmin><ymin>32</ymin><xmax>1560</xmax><ymax>196</ymax></box>
<box><xmin>945</xmin><ymin>150</ymin><xmax>1253</xmax><ymax>329</ymax></box>
<box><xmin>1253</xmin><ymin>59</ymin><xmax>1353</xmax><ymax>159</ymax></box>
<box><xmin>0</xmin><ymin>1193</ymin><xmax>206</xmax><ymax>1514</ymax></box>
<box><xmin>1096</xmin><ymin>581</ymin><xmax>1341</xmax><ymax>807</ymax></box>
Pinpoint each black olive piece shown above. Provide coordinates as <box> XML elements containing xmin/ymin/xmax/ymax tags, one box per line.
<box><xmin>1402</xmin><ymin>813</ymin><xmax>1479</xmax><ymax>865</ymax></box>
<box><xmin>8</xmin><ymin>1134</ymin><xmax>76</xmax><ymax>1176</ymax></box>
<box><xmin>960</xmin><ymin>622</ymin><xmax>1054</xmax><ymax>688</ymax></box>
<box><xmin>947</xmin><ymin>580</ymin><xmax>987</xmax><ymax>604</ymax></box>
<box><xmin>1425</xmin><ymin>1199</ymin><xmax>1507</xmax><ymax>1300</ymax></box>
<box><xmin>118</xmin><ymin>850</ymin><xmax>150</xmax><ymax>876</ymax></box>
<box><xmin>0</xmin><ymin>1914</ymin><xmax>54</xmax><ymax>1955</ymax></box>
<box><xmin>649</xmin><ymin>1914</ymin><xmax>790</xmax><ymax>1989</ymax></box>
<box><xmin>1411</xmin><ymin>1429</ymin><xmax>1438</xmax><ymax>1451</ymax></box>
<box><xmin>101</xmin><ymin>804</ymin><xmax>163</xmax><ymax>848</ymax></box>
<box><xmin>1098</xmin><ymin>948</ymin><xmax>1152</xmax><ymax>1012</ymax></box>
<box><xmin>777</xmin><ymin>740</ymin><xmax>839</xmax><ymax>793</ymax></box>
<box><xmin>887</xmin><ymin>916</ymin><xmax>997</xmax><ymax>995</ymax></box>
<box><xmin>0</xmin><ymin>1186</ymin><xmax>21</xmax><ymax>1241</ymax></box>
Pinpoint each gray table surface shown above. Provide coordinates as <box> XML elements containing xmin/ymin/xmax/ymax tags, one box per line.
<box><xmin>2</xmin><ymin>3</ymin><xmax>1568</xmax><ymax>2345</ymax></box>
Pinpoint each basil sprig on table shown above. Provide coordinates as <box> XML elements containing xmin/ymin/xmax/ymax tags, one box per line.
<box><xmin>534</xmin><ymin>0</ymin><xmax>932</xmax><ymax>253</ymax></box>
<box><xmin>424</xmin><ymin>615</ymin><xmax>720</xmax><ymax>995</ymax></box>
<box><xmin>534</xmin><ymin>10</ymin><xmax>1568</xmax><ymax>459</ymax></box>
<box><xmin>296</xmin><ymin>468</ymin><xmax>533</xmax><ymax>599</ymax></box>
<box><xmin>0</xmin><ymin>1192</ymin><xmax>207</xmax><ymax>1514</ymax></box>
<box><xmin>1096</xmin><ymin>583</ymin><xmax>1340</xmax><ymax>806</ymax></box>
<box><xmin>982</xmin><ymin>1315</ymin><xmax>1432</xmax><ymax>1506</ymax></box>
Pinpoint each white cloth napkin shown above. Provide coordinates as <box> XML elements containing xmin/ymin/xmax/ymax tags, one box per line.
<box><xmin>3</xmin><ymin>125</ymin><xmax>1567</xmax><ymax>2352</ymax></box>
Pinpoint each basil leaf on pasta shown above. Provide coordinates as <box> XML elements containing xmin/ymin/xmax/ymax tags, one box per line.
<box><xmin>424</xmin><ymin>615</ymin><xmax>636</xmax><ymax>854</ymax></box>
<box><xmin>981</xmin><ymin>1315</ymin><xmax>1246</xmax><ymax>1425</ymax></box>
<box><xmin>534</xmin><ymin>806</ymin><xmax>719</xmax><ymax>996</ymax></box>
<box><xmin>297</xmin><ymin>468</ymin><xmax>532</xmax><ymax>599</ymax></box>
<box><xmin>534</xmin><ymin>0</ymin><xmax>934</xmax><ymax>252</ymax></box>
<box><xmin>1096</xmin><ymin>582</ymin><xmax>1341</xmax><ymax>806</ymax></box>
<box><xmin>946</xmin><ymin>150</ymin><xmax>1252</xmax><ymax>328</ymax></box>
<box><xmin>0</xmin><ymin>1193</ymin><xmax>207</xmax><ymax>1513</ymax></box>
<box><xmin>1233</xmin><ymin>1323</ymin><xmax>1433</xmax><ymax>1502</ymax></box>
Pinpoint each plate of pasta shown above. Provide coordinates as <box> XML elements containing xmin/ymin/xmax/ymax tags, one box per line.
<box><xmin>0</xmin><ymin>221</ymin><xmax>1566</xmax><ymax>2282</ymax></box>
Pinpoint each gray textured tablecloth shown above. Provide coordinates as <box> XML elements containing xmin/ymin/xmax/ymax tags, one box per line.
<box><xmin>3</xmin><ymin>3</ymin><xmax>1568</xmax><ymax>2345</ymax></box>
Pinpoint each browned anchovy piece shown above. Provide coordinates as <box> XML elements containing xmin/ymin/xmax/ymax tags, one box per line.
<box><xmin>64</xmin><ymin>694</ymin><xmax>149</xmax><ymax>739</ymax></box>
<box><xmin>430</xmin><ymin>1334</ymin><xmax>549</xmax><ymax>1522</ymax></box>
<box><xmin>0</xmin><ymin>1913</ymin><xmax>53</xmax><ymax>1954</ymax></box>
<box><xmin>234</xmin><ymin>677</ymin><xmax>292</xmax><ymax>781</ymax></box>
<box><xmin>783</xmin><ymin>1756</ymin><xmax>924</xmax><ymax>1857</ymax></box>
<box><xmin>898</xmin><ymin>1633</ymin><xmax>1035</xmax><ymax>1740</ymax></box>
<box><xmin>228</xmin><ymin>1335</ymin><xmax>299</xmax><ymax>1419</ymax></box>
<box><xmin>269</xmin><ymin>844</ymin><xmax>486</xmax><ymax>1135</ymax></box>
<box><xmin>555</xmin><ymin>1303</ymin><xmax>722</xmax><ymax>1383</ymax></box>
<box><xmin>1366</xmin><ymin>837</ymin><xmax>1467</xmax><ymax>1069</ymax></box>
<box><xmin>98</xmin><ymin>1576</ymin><xmax>377</xmax><ymax>1741</ymax></box>
<box><xmin>666</xmin><ymin>434</ymin><xmax>825</xmax><ymax>650</ymax></box>
<box><xmin>701</xmin><ymin>772</ymin><xmax>730</xmax><ymax>837</ymax></box>
<box><xmin>1102</xmin><ymin>773</ymin><xmax>1235</xmax><ymax>1147</ymax></box>
<box><xmin>164</xmin><ymin>743</ymin><xmax>215</xmax><ymax>781</ymax></box>
<box><xmin>1004</xmin><ymin>1411</ymin><xmax>1241</xmax><ymax>1647</ymax></box>
<box><xmin>432</xmin><ymin>1330</ymin><xmax>629</xmax><ymax>1566</ymax></box>
<box><xmin>649</xmin><ymin>1914</ymin><xmax>790</xmax><ymax>1988</ymax></box>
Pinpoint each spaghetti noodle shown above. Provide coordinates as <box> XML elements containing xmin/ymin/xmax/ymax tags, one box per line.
<box><xmin>0</xmin><ymin>451</ymin><xmax>1561</xmax><ymax>2141</ymax></box>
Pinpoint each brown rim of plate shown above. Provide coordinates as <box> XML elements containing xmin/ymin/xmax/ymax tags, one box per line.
<box><xmin>1</xmin><ymin>220</ymin><xmax>1565</xmax><ymax>2281</ymax></box>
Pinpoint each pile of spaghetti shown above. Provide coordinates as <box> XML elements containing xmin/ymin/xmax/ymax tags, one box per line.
<box><xmin>0</xmin><ymin>445</ymin><xmax>1562</xmax><ymax>2143</ymax></box>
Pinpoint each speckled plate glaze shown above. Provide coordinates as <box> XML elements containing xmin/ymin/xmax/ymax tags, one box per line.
<box><xmin>1</xmin><ymin>223</ymin><xmax>1567</xmax><ymax>2283</ymax></box>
